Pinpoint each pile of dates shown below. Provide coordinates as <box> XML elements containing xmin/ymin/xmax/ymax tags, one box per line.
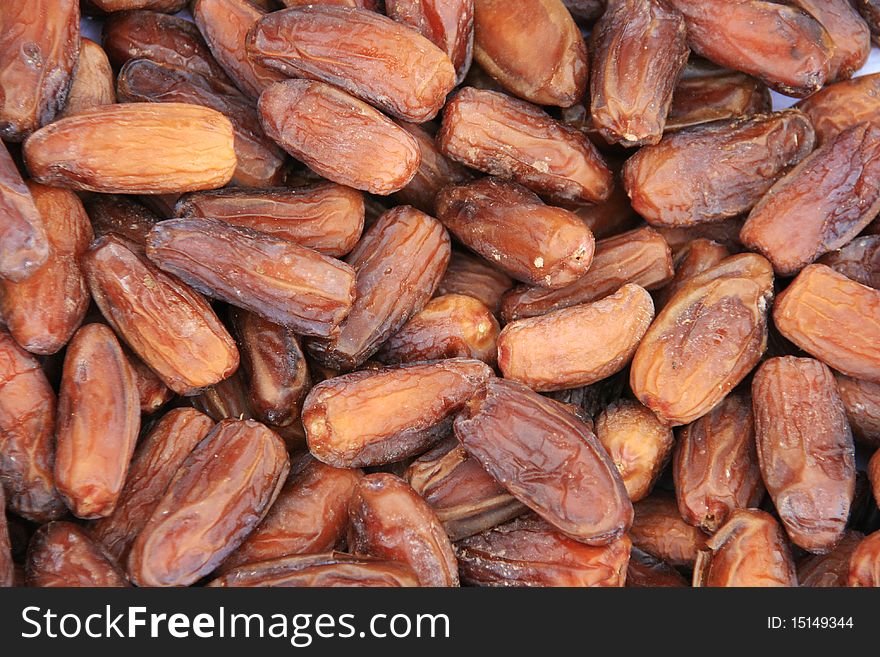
<box><xmin>1</xmin><ymin>0</ymin><xmax>880</xmax><ymax>588</ymax></box>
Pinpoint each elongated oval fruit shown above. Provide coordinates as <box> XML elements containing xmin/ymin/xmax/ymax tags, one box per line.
<box><xmin>82</xmin><ymin>235</ymin><xmax>240</xmax><ymax>396</ymax></box>
<box><xmin>751</xmin><ymin>357</ymin><xmax>855</xmax><ymax>554</ymax></box>
<box><xmin>797</xmin><ymin>73</ymin><xmax>880</xmax><ymax>145</ymax></box>
<box><xmin>59</xmin><ymin>38</ymin><xmax>115</xmax><ymax>119</ymax></box>
<box><xmin>655</xmin><ymin>238</ymin><xmax>731</xmax><ymax>309</ymax></box>
<box><xmin>26</xmin><ymin>522</ymin><xmax>128</xmax><ymax>588</ymax></box>
<box><xmin>0</xmin><ymin>330</ymin><xmax>66</xmax><ymax>522</ymax></box>
<box><xmin>436</xmin><ymin>250</ymin><xmax>513</xmax><ymax>316</ymax></box>
<box><xmin>631</xmin><ymin>254</ymin><xmax>774</xmax><ymax>426</ymax></box>
<box><xmin>455</xmin><ymin>378</ymin><xmax>632</xmax><ymax>545</ymax></box>
<box><xmin>175</xmin><ymin>183</ymin><xmax>364</xmax><ymax>258</ymax></box>
<box><xmin>348</xmin><ymin>473</ymin><xmax>459</xmax><ymax>587</ymax></box>
<box><xmin>472</xmin><ymin>0</ymin><xmax>587</xmax><ymax>107</ymax></box>
<box><xmin>127</xmin><ymin>419</ymin><xmax>290</xmax><ymax>587</ymax></box>
<box><xmin>248</xmin><ymin>6</ymin><xmax>456</xmax><ymax>122</ymax></box>
<box><xmin>307</xmin><ymin>206</ymin><xmax>450</xmax><ymax>370</ymax></box>
<box><xmin>23</xmin><ymin>103</ymin><xmax>237</xmax><ymax>194</ymax></box>
<box><xmin>303</xmin><ymin>359</ymin><xmax>493</xmax><ymax>468</ymax></box>
<box><xmin>500</xmin><ymin>227</ymin><xmax>673</xmax><ymax>322</ymax></box>
<box><xmin>0</xmin><ymin>141</ymin><xmax>48</xmax><ymax>282</ymax></box>
<box><xmin>818</xmin><ymin>236</ymin><xmax>880</xmax><ymax>290</ymax></box>
<box><xmin>438</xmin><ymin>87</ymin><xmax>613</xmax><ymax>203</ymax></box>
<box><xmin>0</xmin><ymin>0</ymin><xmax>80</xmax><ymax>141</ymax></box>
<box><xmin>91</xmin><ymin>408</ymin><xmax>215</xmax><ymax>563</ymax></box>
<box><xmin>55</xmin><ymin>324</ymin><xmax>140</xmax><ymax>519</ymax></box>
<box><xmin>787</xmin><ymin>0</ymin><xmax>870</xmax><ymax>82</ymax></box>
<box><xmin>589</xmin><ymin>0</ymin><xmax>689</xmax><ymax>146</ymax></box>
<box><xmin>847</xmin><ymin>530</ymin><xmax>880</xmax><ymax>587</ymax></box>
<box><xmin>693</xmin><ymin>509</ymin><xmax>797</xmax><ymax>587</ymax></box>
<box><xmin>630</xmin><ymin>493</ymin><xmax>705</xmax><ymax>566</ymax></box>
<box><xmin>456</xmin><ymin>516</ymin><xmax>631</xmax><ymax>587</ymax></box>
<box><xmin>259</xmin><ymin>80</ymin><xmax>420</xmax><ymax>195</ymax></box>
<box><xmin>673</xmin><ymin>393</ymin><xmax>763</xmax><ymax>533</ymax></box>
<box><xmin>146</xmin><ymin>217</ymin><xmax>356</xmax><ymax>337</ymax></box>
<box><xmin>623</xmin><ymin>110</ymin><xmax>816</xmax><ymax>227</ymax></box>
<box><xmin>773</xmin><ymin>264</ymin><xmax>880</xmax><ymax>383</ymax></box>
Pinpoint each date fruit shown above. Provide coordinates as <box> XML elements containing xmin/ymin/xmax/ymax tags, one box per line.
<box><xmin>630</xmin><ymin>493</ymin><xmax>706</xmax><ymax>567</ymax></box>
<box><xmin>0</xmin><ymin>141</ymin><xmax>48</xmax><ymax>282</ymax></box>
<box><xmin>818</xmin><ymin>236</ymin><xmax>880</xmax><ymax>290</ymax></box>
<box><xmin>436</xmin><ymin>250</ymin><xmax>513</xmax><ymax>316</ymax></box>
<box><xmin>59</xmin><ymin>38</ymin><xmax>115</xmax><ymax>119</ymax></box>
<box><xmin>85</xmin><ymin>195</ymin><xmax>160</xmax><ymax>249</ymax></box>
<box><xmin>834</xmin><ymin>374</ymin><xmax>880</xmax><ymax>448</ymax></box>
<box><xmin>788</xmin><ymin>0</ymin><xmax>871</xmax><ymax>82</ymax></box>
<box><xmin>796</xmin><ymin>73</ymin><xmax>880</xmax><ymax>145</ymax></box>
<box><xmin>26</xmin><ymin>522</ymin><xmax>128</xmax><ymax>588</ymax></box>
<box><xmin>848</xmin><ymin>530</ymin><xmax>880</xmax><ymax>587</ymax></box>
<box><xmin>655</xmin><ymin>238</ymin><xmax>731</xmax><ymax>309</ymax></box>
<box><xmin>798</xmin><ymin>531</ymin><xmax>865</xmax><ymax>587</ymax></box>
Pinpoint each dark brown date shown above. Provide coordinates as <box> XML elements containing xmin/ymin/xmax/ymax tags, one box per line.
<box><xmin>797</xmin><ymin>73</ymin><xmax>880</xmax><ymax>145</ymax></box>
<box><xmin>818</xmin><ymin>236</ymin><xmax>880</xmax><ymax>289</ymax></box>
<box><xmin>0</xmin><ymin>141</ymin><xmax>48</xmax><ymax>282</ymax></box>
<box><xmin>84</xmin><ymin>195</ymin><xmax>160</xmax><ymax>249</ymax></box>
<box><xmin>26</xmin><ymin>522</ymin><xmax>128</xmax><ymax>588</ymax></box>
<box><xmin>0</xmin><ymin>488</ymin><xmax>13</xmax><ymax>588</ymax></box>
<box><xmin>630</xmin><ymin>493</ymin><xmax>706</xmax><ymax>567</ymax></box>
<box><xmin>435</xmin><ymin>250</ymin><xmax>513</xmax><ymax>316</ymax></box>
<box><xmin>190</xmin><ymin>368</ymin><xmax>253</xmax><ymax>423</ymax></box>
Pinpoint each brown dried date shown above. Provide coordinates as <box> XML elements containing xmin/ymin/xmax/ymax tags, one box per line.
<box><xmin>23</xmin><ymin>103</ymin><xmax>237</xmax><ymax>194</ymax></box>
<box><xmin>303</xmin><ymin>358</ymin><xmax>493</xmax><ymax>468</ymax></box>
<box><xmin>348</xmin><ymin>473</ymin><xmax>459</xmax><ymax>587</ymax></box>
<box><xmin>788</xmin><ymin>0</ymin><xmax>871</xmax><ymax>82</ymax></box>
<box><xmin>798</xmin><ymin>531</ymin><xmax>865</xmax><ymax>587</ymax></box>
<box><xmin>654</xmin><ymin>217</ymin><xmax>745</xmax><ymax>257</ymax></box>
<box><xmin>752</xmin><ymin>357</ymin><xmax>855</xmax><ymax>554</ymax></box>
<box><xmin>258</xmin><ymin>80</ymin><xmax>420</xmax><ymax>195</ymax></box>
<box><xmin>0</xmin><ymin>330</ymin><xmax>66</xmax><ymax>522</ymax></box>
<box><xmin>127</xmin><ymin>419</ymin><xmax>289</xmax><ymax>587</ymax></box>
<box><xmin>85</xmin><ymin>195</ymin><xmax>160</xmax><ymax>249</ymax></box>
<box><xmin>630</xmin><ymin>493</ymin><xmax>706</xmax><ymax>567</ymax></box>
<box><xmin>282</xmin><ymin>0</ymin><xmax>380</xmax><ymax>6</ymax></box>
<box><xmin>500</xmin><ymin>226</ymin><xmax>673</xmax><ymax>322</ymax></box>
<box><xmin>589</xmin><ymin>0</ymin><xmax>689</xmax><ymax>147</ymax></box>
<box><xmin>834</xmin><ymin>374</ymin><xmax>880</xmax><ymax>448</ymax></box>
<box><xmin>0</xmin><ymin>141</ymin><xmax>48</xmax><ymax>282</ymax></box>
<box><xmin>435</xmin><ymin>250</ymin><xmax>513</xmax><ymax>316</ymax></box>
<box><xmin>0</xmin><ymin>183</ymin><xmax>92</xmax><ymax>355</ymax></box>
<box><xmin>0</xmin><ymin>0</ymin><xmax>79</xmax><ymax>141</ymax></box>
<box><xmin>436</xmin><ymin>177</ymin><xmax>594</xmax><ymax>288</ymax></box>
<box><xmin>91</xmin><ymin>1</ymin><xmax>189</xmax><ymax>11</ymax></box>
<box><xmin>0</xmin><ymin>488</ymin><xmax>13</xmax><ymax>588</ymax></box>
<box><xmin>796</xmin><ymin>73</ymin><xmax>880</xmax><ymax>145</ymax></box>
<box><xmin>568</xmin><ymin>181</ymin><xmax>640</xmax><ymax>240</ymax></box>
<box><xmin>82</xmin><ymin>235</ymin><xmax>240</xmax><ymax>396</ymax></box>
<box><xmin>673</xmin><ymin>393</ymin><xmax>763</xmax><ymax>533</ymax></box>
<box><xmin>498</xmin><ymin>284</ymin><xmax>654</xmax><ymax>391</ymax></box>
<box><xmin>248</xmin><ymin>6</ymin><xmax>456</xmax><ymax>122</ymax></box>
<box><xmin>626</xmin><ymin>547</ymin><xmax>689</xmax><ymax>588</ymax></box>
<box><xmin>859</xmin><ymin>1</ymin><xmax>880</xmax><ymax>42</ymax></box>
<box><xmin>454</xmin><ymin>378</ymin><xmax>633</xmax><ymax>545</ymax></box>
<box><xmin>773</xmin><ymin>264</ymin><xmax>880</xmax><ymax>383</ymax></box>
<box><xmin>456</xmin><ymin>515</ymin><xmax>631</xmax><ymax>587</ymax></box>
<box><xmin>190</xmin><ymin>368</ymin><xmax>254</xmax><ymax>423</ymax></box>
<box><xmin>630</xmin><ymin>254</ymin><xmax>774</xmax><ymax>426</ymax></box>
<box><xmin>870</xmin><ymin>450</ymin><xmax>880</xmax><ymax>509</ymax></box>
<box><xmin>741</xmin><ymin>123</ymin><xmax>880</xmax><ymax>276</ymax></box>
<box><xmin>307</xmin><ymin>206</ymin><xmax>450</xmax><ymax>370</ymax></box>
<box><xmin>175</xmin><ymin>183</ymin><xmax>364</xmax><ymax>258</ymax></box>
<box><xmin>848</xmin><ymin>530</ymin><xmax>880</xmax><ymax>587</ymax></box>
<box><xmin>438</xmin><ymin>87</ymin><xmax>613</xmax><ymax>203</ymax></box>
<box><xmin>26</xmin><ymin>522</ymin><xmax>129</xmax><ymax>588</ymax></box>
<box><xmin>472</xmin><ymin>0</ymin><xmax>588</xmax><ymax>107</ymax></box>
<box><xmin>655</xmin><ymin>238</ymin><xmax>731</xmax><ymax>309</ymax></box>
<box><xmin>818</xmin><ymin>236</ymin><xmax>880</xmax><ymax>290</ymax></box>
<box><xmin>623</xmin><ymin>110</ymin><xmax>816</xmax><ymax>227</ymax></box>
<box><xmin>376</xmin><ymin>294</ymin><xmax>499</xmax><ymax>366</ymax></box>
<box><xmin>59</xmin><ymin>38</ymin><xmax>115</xmax><ymax>119</ymax></box>
<box><xmin>146</xmin><ymin>217</ymin><xmax>356</xmax><ymax>337</ymax></box>
<box><xmin>693</xmin><ymin>509</ymin><xmax>797</xmax><ymax>587</ymax></box>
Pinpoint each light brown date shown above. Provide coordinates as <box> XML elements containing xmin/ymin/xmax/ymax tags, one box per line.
<box><xmin>834</xmin><ymin>374</ymin><xmax>880</xmax><ymax>448</ymax></box>
<box><xmin>798</xmin><ymin>531</ymin><xmax>865</xmax><ymax>587</ymax></box>
<box><xmin>818</xmin><ymin>236</ymin><xmax>880</xmax><ymax>290</ymax></box>
<box><xmin>435</xmin><ymin>250</ymin><xmax>513</xmax><ymax>316</ymax></box>
<box><xmin>797</xmin><ymin>73</ymin><xmax>880</xmax><ymax>145</ymax></box>
<box><xmin>59</xmin><ymin>38</ymin><xmax>115</xmax><ymax>118</ymax></box>
<box><xmin>848</xmin><ymin>530</ymin><xmax>880</xmax><ymax>587</ymax></box>
<box><xmin>0</xmin><ymin>141</ymin><xmax>48</xmax><ymax>282</ymax></box>
<box><xmin>630</xmin><ymin>493</ymin><xmax>706</xmax><ymax>567</ymax></box>
<box><xmin>26</xmin><ymin>522</ymin><xmax>129</xmax><ymax>588</ymax></box>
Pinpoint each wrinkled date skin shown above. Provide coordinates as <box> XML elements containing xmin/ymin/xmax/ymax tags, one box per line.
<box><xmin>82</xmin><ymin>235</ymin><xmax>240</xmax><ymax>396</ymax></box>
<box><xmin>438</xmin><ymin>87</ymin><xmax>613</xmax><ymax>203</ymax></box>
<box><xmin>146</xmin><ymin>217</ymin><xmax>356</xmax><ymax>338</ymax></box>
<box><xmin>377</xmin><ymin>294</ymin><xmax>499</xmax><ymax>366</ymax></box>
<box><xmin>0</xmin><ymin>183</ymin><xmax>92</xmax><ymax>355</ymax></box>
<box><xmin>209</xmin><ymin>552</ymin><xmax>418</xmax><ymax>588</ymax></box>
<box><xmin>788</xmin><ymin>0</ymin><xmax>871</xmax><ymax>82</ymax></box>
<box><xmin>797</xmin><ymin>73</ymin><xmax>880</xmax><ymax>145</ymax></box>
<box><xmin>436</xmin><ymin>177</ymin><xmax>594</xmax><ymax>288</ymax></box>
<box><xmin>819</xmin><ymin>236</ymin><xmax>880</xmax><ymax>290</ymax></box>
<box><xmin>456</xmin><ymin>516</ymin><xmax>631</xmax><ymax>587</ymax></box>
<box><xmin>222</xmin><ymin>458</ymin><xmax>363</xmax><ymax>571</ymax></box>
<box><xmin>307</xmin><ymin>206</ymin><xmax>450</xmax><ymax>371</ymax></box>
<box><xmin>0</xmin><ymin>330</ymin><xmax>66</xmax><ymax>522</ymax></box>
<box><xmin>91</xmin><ymin>408</ymin><xmax>214</xmax><ymax>562</ymax></box>
<box><xmin>175</xmin><ymin>183</ymin><xmax>364</xmax><ymax>258</ymax></box>
<box><xmin>752</xmin><ymin>357</ymin><xmax>855</xmax><ymax>554</ymax></box>
<box><xmin>0</xmin><ymin>0</ymin><xmax>80</xmax><ymax>141</ymax></box>
<box><xmin>248</xmin><ymin>6</ymin><xmax>456</xmax><ymax>122</ymax></box>
<box><xmin>630</xmin><ymin>254</ymin><xmax>775</xmax><ymax>426</ymax></box>
<box><xmin>404</xmin><ymin>436</ymin><xmax>525</xmax><ymax>541</ymax></box>
<box><xmin>848</xmin><ymin>530</ymin><xmax>880</xmax><ymax>587</ymax></box>
<box><xmin>231</xmin><ymin>308</ymin><xmax>311</xmax><ymax>428</ymax></box>
<box><xmin>117</xmin><ymin>58</ymin><xmax>287</xmax><ymax>189</ymax></box>
<box><xmin>500</xmin><ymin>226</ymin><xmax>673</xmax><ymax>322</ymax></box>
<box><xmin>54</xmin><ymin>324</ymin><xmax>140</xmax><ymax>520</ymax></box>
<box><xmin>303</xmin><ymin>359</ymin><xmax>493</xmax><ymax>468</ymax></box>
<box><xmin>665</xmin><ymin>0</ymin><xmax>832</xmax><ymax>97</ymax></box>
<box><xmin>630</xmin><ymin>494</ymin><xmax>706</xmax><ymax>567</ymax></box>
<box><xmin>0</xmin><ymin>489</ymin><xmax>12</xmax><ymax>587</ymax></box>
<box><xmin>693</xmin><ymin>509</ymin><xmax>797</xmax><ymax>587</ymax></box>
<box><xmin>386</xmin><ymin>0</ymin><xmax>474</xmax><ymax>83</ymax></box>
<box><xmin>59</xmin><ymin>38</ymin><xmax>115</xmax><ymax>119</ymax></box>
<box><xmin>91</xmin><ymin>1</ymin><xmax>190</xmax><ymax>13</ymax></box>
<box><xmin>860</xmin><ymin>0</ymin><xmax>880</xmax><ymax>42</ymax></box>
<box><xmin>128</xmin><ymin>419</ymin><xmax>289</xmax><ymax>587</ymax></box>
<box><xmin>23</xmin><ymin>103</ymin><xmax>237</xmax><ymax>194</ymax></box>
<box><xmin>798</xmin><ymin>531</ymin><xmax>865</xmax><ymax>587</ymax></box>
<box><xmin>626</xmin><ymin>547</ymin><xmax>689</xmax><ymax>588</ymax></box>
<box><xmin>472</xmin><ymin>0</ymin><xmax>588</xmax><ymax>107</ymax></box>
<box><xmin>85</xmin><ymin>195</ymin><xmax>160</xmax><ymax>249</ymax></box>
<box><xmin>190</xmin><ymin>369</ymin><xmax>254</xmax><ymax>423</ymax></box>
<box><xmin>741</xmin><ymin>123</ymin><xmax>880</xmax><ymax>276</ymax></box>
<box><xmin>835</xmin><ymin>374</ymin><xmax>880</xmax><ymax>448</ymax></box>
<box><xmin>348</xmin><ymin>473</ymin><xmax>459</xmax><ymax>587</ymax></box>
<box><xmin>569</xmin><ymin>181</ymin><xmax>641</xmax><ymax>240</ymax></box>
<box><xmin>589</xmin><ymin>0</ymin><xmax>689</xmax><ymax>147</ymax></box>
<box><xmin>498</xmin><ymin>284</ymin><xmax>654</xmax><ymax>392</ymax></box>
<box><xmin>0</xmin><ymin>141</ymin><xmax>48</xmax><ymax>282</ymax></box>
<box><xmin>436</xmin><ymin>250</ymin><xmax>513</xmax><ymax>316</ymax></box>
<box><xmin>623</xmin><ymin>110</ymin><xmax>816</xmax><ymax>227</ymax></box>
<box><xmin>26</xmin><ymin>522</ymin><xmax>129</xmax><ymax>588</ymax></box>
<box><xmin>594</xmin><ymin>400</ymin><xmax>674</xmax><ymax>503</ymax></box>
<box><xmin>773</xmin><ymin>264</ymin><xmax>880</xmax><ymax>383</ymax></box>
<box><xmin>259</xmin><ymin>80</ymin><xmax>420</xmax><ymax>195</ymax></box>
<box><xmin>655</xmin><ymin>238</ymin><xmax>731</xmax><ymax>309</ymax></box>
<box><xmin>673</xmin><ymin>393</ymin><xmax>763</xmax><ymax>533</ymax></box>
<box><xmin>454</xmin><ymin>378</ymin><xmax>633</xmax><ymax>545</ymax></box>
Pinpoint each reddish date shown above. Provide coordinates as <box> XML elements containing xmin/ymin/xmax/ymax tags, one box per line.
<box><xmin>26</xmin><ymin>522</ymin><xmax>128</xmax><ymax>588</ymax></box>
<box><xmin>0</xmin><ymin>141</ymin><xmax>48</xmax><ymax>282</ymax></box>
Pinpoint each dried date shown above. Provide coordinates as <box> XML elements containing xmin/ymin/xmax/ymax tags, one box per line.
<box><xmin>818</xmin><ymin>236</ymin><xmax>880</xmax><ymax>290</ymax></box>
<box><xmin>796</xmin><ymin>73</ymin><xmax>880</xmax><ymax>145</ymax></box>
<box><xmin>59</xmin><ymin>38</ymin><xmax>115</xmax><ymax>118</ymax></box>
<box><xmin>26</xmin><ymin>522</ymin><xmax>128</xmax><ymax>588</ymax></box>
<box><xmin>630</xmin><ymin>493</ymin><xmax>706</xmax><ymax>567</ymax></box>
<box><xmin>435</xmin><ymin>250</ymin><xmax>513</xmax><ymax>316</ymax></box>
<box><xmin>848</xmin><ymin>530</ymin><xmax>880</xmax><ymax>587</ymax></box>
<box><xmin>834</xmin><ymin>374</ymin><xmax>880</xmax><ymax>448</ymax></box>
<box><xmin>0</xmin><ymin>141</ymin><xmax>48</xmax><ymax>282</ymax></box>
